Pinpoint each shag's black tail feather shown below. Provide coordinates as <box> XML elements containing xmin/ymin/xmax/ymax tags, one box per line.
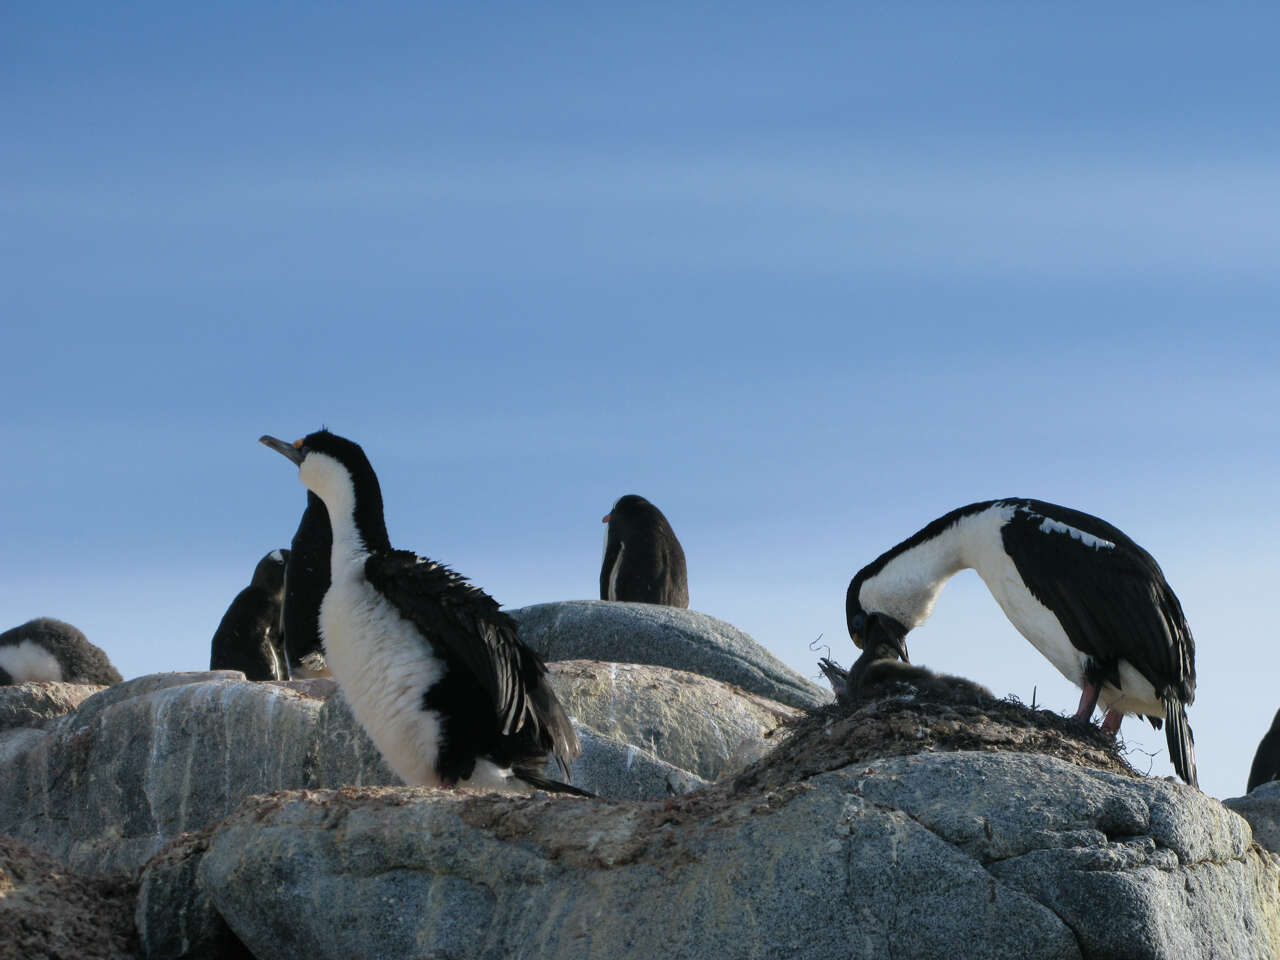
<box><xmin>514</xmin><ymin>770</ymin><xmax>597</xmax><ymax>798</ymax></box>
<box><xmin>1163</xmin><ymin>696</ymin><xmax>1198</xmax><ymax>788</ymax></box>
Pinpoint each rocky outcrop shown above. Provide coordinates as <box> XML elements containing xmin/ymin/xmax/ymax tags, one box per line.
<box><xmin>510</xmin><ymin>600</ymin><xmax>830</xmax><ymax>709</ymax></box>
<box><xmin>138</xmin><ymin>749</ymin><xmax>1280</xmax><ymax>960</ymax></box>
<box><xmin>0</xmin><ymin>660</ymin><xmax>782</xmax><ymax>876</ymax></box>
<box><xmin>4</xmin><ymin>601</ymin><xmax>1280</xmax><ymax>960</ymax></box>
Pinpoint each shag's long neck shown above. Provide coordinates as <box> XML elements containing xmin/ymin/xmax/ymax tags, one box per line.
<box><xmin>301</xmin><ymin>457</ymin><xmax>392</xmax><ymax>566</ymax></box>
<box><xmin>857</xmin><ymin>504</ymin><xmax>999</xmax><ymax>629</ymax></box>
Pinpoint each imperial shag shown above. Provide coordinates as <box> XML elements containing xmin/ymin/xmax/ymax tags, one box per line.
<box><xmin>845</xmin><ymin>498</ymin><xmax>1197</xmax><ymax>786</ymax></box>
<box><xmin>261</xmin><ymin>429</ymin><xmax>584</xmax><ymax>794</ymax></box>
<box><xmin>600</xmin><ymin>494</ymin><xmax>689</xmax><ymax>608</ymax></box>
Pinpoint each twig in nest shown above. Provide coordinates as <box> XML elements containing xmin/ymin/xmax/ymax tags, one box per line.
<box><xmin>808</xmin><ymin>633</ymin><xmax>832</xmax><ymax>681</ymax></box>
<box><xmin>1119</xmin><ymin>738</ymin><xmax>1157</xmax><ymax>777</ymax></box>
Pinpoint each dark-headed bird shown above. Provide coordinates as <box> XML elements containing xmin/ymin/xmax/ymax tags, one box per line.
<box><xmin>209</xmin><ymin>549</ymin><xmax>289</xmax><ymax>681</ymax></box>
<box><xmin>600</xmin><ymin>494</ymin><xmax>689</xmax><ymax>608</ymax></box>
<box><xmin>845</xmin><ymin>498</ymin><xmax>1197</xmax><ymax>786</ymax></box>
<box><xmin>261</xmin><ymin>429</ymin><xmax>584</xmax><ymax>794</ymax></box>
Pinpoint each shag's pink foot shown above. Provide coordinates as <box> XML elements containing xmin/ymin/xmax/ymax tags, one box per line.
<box><xmin>1074</xmin><ymin>681</ymin><xmax>1100</xmax><ymax>722</ymax></box>
<box><xmin>1101</xmin><ymin>709</ymin><xmax>1124</xmax><ymax>735</ymax></box>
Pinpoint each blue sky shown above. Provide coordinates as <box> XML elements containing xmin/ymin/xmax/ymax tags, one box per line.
<box><xmin>3</xmin><ymin>3</ymin><xmax>1278</xmax><ymax>800</ymax></box>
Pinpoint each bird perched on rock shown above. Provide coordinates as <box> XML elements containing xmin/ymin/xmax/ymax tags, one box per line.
<box><xmin>600</xmin><ymin>494</ymin><xmax>689</xmax><ymax>608</ymax></box>
<box><xmin>261</xmin><ymin>429</ymin><xmax>585</xmax><ymax>794</ymax></box>
<box><xmin>282</xmin><ymin>492</ymin><xmax>332</xmax><ymax>678</ymax></box>
<box><xmin>1247</xmin><ymin>709</ymin><xmax>1280</xmax><ymax>793</ymax></box>
<box><xmin>845</xmin><ymin>498</ymin><xmax>1197</xmax><ymax>786</ymax></box>
<box><xmin>209</xmin><ymin>549</ymin><xmax>290</xmax><ymax>681</ymax></box>
<box><xmin>0</xmin><ymin>617</ymin><xmax>122</xmax><ymax>686</ymax></box>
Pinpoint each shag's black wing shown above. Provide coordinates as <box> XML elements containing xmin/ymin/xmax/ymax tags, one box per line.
<box><xmin>656</xmin><ymin>534</ymin><xmax>690</xmax><ymax>608</ymax></box>
<box><xmin>364</xmin><ymin>550</ymin><xmax>580</xmax><ymax>777</ymax></box>
<box><xmin>1000</xmin><ymin>499</ymin><xmax>1197</xmax><ymax>785</ymax></box>
<box><xmin>611</xmin><ymin>537</ymin><xmax>690</xmax><ymax>607</ymax></box>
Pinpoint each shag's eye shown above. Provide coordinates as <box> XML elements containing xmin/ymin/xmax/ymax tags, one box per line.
<box><xmin>850</xmin><ymin>613</ymin><xmax>866</xmax><ymax>634</ymax></box>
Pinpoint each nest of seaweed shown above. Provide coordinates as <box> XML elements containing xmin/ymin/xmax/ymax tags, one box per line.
<box><xmin>726</xmin><ymin>679</ymin><xmax>1138</xmax><ymax>796</ymax></box>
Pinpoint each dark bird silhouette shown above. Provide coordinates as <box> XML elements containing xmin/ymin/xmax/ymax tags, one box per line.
<box><xmin>1247</xmin><ymin>709</ymin><xmax>1280</xmax><ymax>793</ymax></box>
<box><xmin>209</xmin><ymin>550</ymin><xmax>289</xmax><ymax>681</ymax></box>
<box><xmin>600</xmin><ymin>494</ymin><xmax>689</xmax><ymax>607</ymax></box>
<box><xmin>283</xmin><ymin>492</ymin><xmax>331</xmax><ymax>678</ymax></box>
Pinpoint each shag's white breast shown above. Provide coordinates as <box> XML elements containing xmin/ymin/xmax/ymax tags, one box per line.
<box><xmin>320</xmin><ymin>562</ymin><xmax>447</xmax><ymax>786</ymax></box>
<box><xmin>965</xmin><ymin>505</ymin><xmax>1090</xmax><ymax>685</ymax></box>
<box><xmin>0</xmin><ymin>641</ymin><xmax>63</xmax><ymax>683</ymax></box>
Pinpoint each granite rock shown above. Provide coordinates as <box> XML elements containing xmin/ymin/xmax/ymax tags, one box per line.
<box><xmin>0</xmin><ymin>664</ymin><xmax>732</xmax><ymax>877</ymax></box>
<box><xmin>1224</xmin><ymin>779</ymin><xmax>1280</xmax><ymax>856</ymax></box>
<box><xmin>0</xmin><ymin>680</ymin><xmax>104</xmax><ymax>732</ymax></box>
<box><xmin>155</xmin><ymin>746</ymin><xmax>1280</xmax><ymax>960</ymax></box>
<box><xmin>546</xmin><ymin>659</ymin><xmax>798</xmax><ymax>781</ymax></box>
<box><xmin>511</xmin><ymin>600</ymin><xmax>829</xmax><ymax>709</ymax></box>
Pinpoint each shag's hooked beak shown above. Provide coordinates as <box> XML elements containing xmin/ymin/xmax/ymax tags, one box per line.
<box><xmin>260</xmin><ymin>434</ymin><xmax>306</xmax><ymax>465</ymax></box>
<box><xmin>868</xmin><ymin>614</ymin><xmax>911</xmax><ymax>664</ymax></box>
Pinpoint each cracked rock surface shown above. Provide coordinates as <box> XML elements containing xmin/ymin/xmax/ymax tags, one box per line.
<box><xmin>4</xmin><ymin>629</ymin><xmax>1279</xmax><ymax>959</ymax></box>
<box><xmin>0</xmin><ymin>660</ymin><xmax>784</xmax><ymax>877</ymax></box>
<box><xmin>147</xmin><ymin>698</ymin><xmax>1279</xmax><ymax>960</ymax></box>
<box><xmin>168</xmin><ymin>748</ymin><xmax>1279</xmax><ymax>960</ymax></box>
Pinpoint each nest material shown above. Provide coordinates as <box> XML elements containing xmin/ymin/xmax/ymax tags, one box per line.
<box><xmin>727</xmin><ymin>681</ymin><xmax>1137</xmax><ymax>796</ymax></box>
<box><xmin>0</xmin><ymin>836</ymin><xmax>142</xmax><ymax>960</ymax></box>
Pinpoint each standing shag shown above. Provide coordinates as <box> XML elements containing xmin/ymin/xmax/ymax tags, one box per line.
<box><xmin>600</xmin><ymin>494</ymin><xmax>689</xmax><ymax>608</ymax></box>
<box><xmin>283</xmin><ymin>492</ymin><xmax>332</xmax><ymax>678</ymax></box>
<box><xmin>845</xmin><ymin>498</ymin><xmax>1198</xmax><ymax>786</ymax></box>
<box><xmin>0</xmin><ymin>617</ymin><xmax>122</xmax><ymax>686</ymax></box>
<box><xmin>261</xmin><ymin>429</ymin><xmax>584</xmax><ymax>794</ymax></box>
<box><xmin>209</xmin><ymin>549</ymin><xmax>290</xmax><ymax>681</ymax></box>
